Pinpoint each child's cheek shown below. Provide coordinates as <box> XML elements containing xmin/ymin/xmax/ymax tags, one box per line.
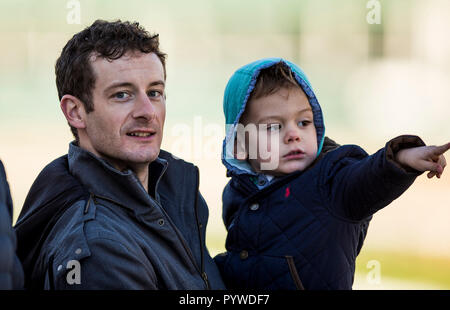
<box><xmin>258</xmin><ymin>134</ymin><xmax>277</xmax><ymax>158</ymax></box>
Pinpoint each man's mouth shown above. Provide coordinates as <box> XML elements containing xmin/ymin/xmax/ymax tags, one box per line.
<box><xmin>126</xmin><ymin>130</ymin><xmax>156</xmax><ymax>138</ymax></box>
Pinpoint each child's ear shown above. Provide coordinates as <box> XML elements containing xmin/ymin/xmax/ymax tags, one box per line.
<box><xmin>234</xmin><ymin>135</ymin><xmax>248</xmax><ymax>160</ymax></box>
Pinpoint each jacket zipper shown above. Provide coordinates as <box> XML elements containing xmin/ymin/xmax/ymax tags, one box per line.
<box><xmin>153</xmin><ymin>162</ymin><xmax>209</xmax><ymax>289</ymax></box>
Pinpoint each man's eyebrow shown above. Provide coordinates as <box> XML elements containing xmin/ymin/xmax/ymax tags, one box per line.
<box><xmin>148</xmin><ymin>80</ymin><xmax>165</xmax><ymax>88</ymax></box>
<box><xmin>104</xmin><ymin>82</ymin><xmax>133</xmax><ymax>94</ymax></box>
<box><xmin>104</xmin><ymin>80</ymin><xmax>165</xmax><ymax>95</ymax></box>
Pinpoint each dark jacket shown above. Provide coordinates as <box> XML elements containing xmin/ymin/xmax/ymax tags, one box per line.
<box><xmin>15</xmin><ymin>143</ymin><xmax>225</xmax><ymax>290</ymax></box>
<box><xmin>214</xmin><ymin>136</ymin><xmax>424</xmax><ymax>289</ymax></box>
<box><xmin>0</xmin><ymin>160</ymin><xmax>24</xmax><ymax>289</ymax></box>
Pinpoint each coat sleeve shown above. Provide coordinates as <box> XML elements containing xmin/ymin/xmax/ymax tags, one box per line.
<box><xmin>48</xmin><ymin>237</ymin><xmax>158</xmax><ymax>290</ymax></box>
<box><xmin>320</xmin><ymin>135</ymin><xmax>425</xmax><ymax>221</ymax></box>
<box><xmin>0</xmin><ymin>160</ymin><xmax>25</xmax><ymax>290</ymax></box>
<box><xmin>0</xmin><ymin>160</ymin><xmax>13</xmax><ymax>219</ymax></box>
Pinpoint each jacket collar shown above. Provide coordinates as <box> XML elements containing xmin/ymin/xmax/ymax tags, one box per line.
<box><xmin>67</xmin><ymin>142</ymin><xmax>168</xmax><ymax>214</ymax></box>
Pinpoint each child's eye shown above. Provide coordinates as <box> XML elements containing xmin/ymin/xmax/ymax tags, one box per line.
<box><xmin>298</xmin><ymin>120</ymin><xmax>311</xmax><ymax>127</ymax></box>
<box><xmin>267</xmin><ymin>124</ymin><xmax>281</xmax><ymax>132</ymax></box>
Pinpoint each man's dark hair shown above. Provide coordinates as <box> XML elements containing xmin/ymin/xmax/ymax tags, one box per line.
<box><xmin>250</xmin><ymin>62</ymin><xmax>300</xmax><ymax>101</ymax></box>
<box><xmin>55</xmin><ymin>19</ymin><xmax>167</xmax><ymax>141</ymax></box>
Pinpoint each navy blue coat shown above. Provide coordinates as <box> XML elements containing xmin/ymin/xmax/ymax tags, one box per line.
<box><xmin>0</xmin><ymin>160</ymin><xmax>24</xmax><ymax>289</ymax></box>
<box><xmin>15</xmin><ymin>143</ymin><xmax>225</xmax><ymax>290</ymax></box>
<box><xmin>215</xmin><ymin>136</ymin><xmax>424</xmax><ymax>290</ymax></box>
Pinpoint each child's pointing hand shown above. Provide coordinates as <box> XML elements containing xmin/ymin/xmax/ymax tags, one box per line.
<box><xmin>395</xmin><ymin>142</ymin><xmax>450</xmax><ymax>179</ymax></box>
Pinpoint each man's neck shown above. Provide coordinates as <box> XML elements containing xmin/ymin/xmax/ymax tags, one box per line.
<box><xmin>78</xmin><ymin>141</ymin><xmax>150</xmax><ymax>192</ymax></box>
<box><xmin>134</xmin><ymin>165</ymin><xmax>149</xmax><ymax>193</ymax></box>
<box><xmin>111</xmin><ymin>161</ymin><xmax>150</xmax><ymax>193</ymax></box>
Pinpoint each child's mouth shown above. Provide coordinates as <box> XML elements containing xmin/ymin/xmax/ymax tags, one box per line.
<box><xmin>283</xmin><ymin>149</ymin><xmax>306</xmax><ymax>160</ymax></box>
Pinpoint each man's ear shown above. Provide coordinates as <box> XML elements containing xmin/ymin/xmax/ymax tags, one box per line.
<box><xmin>234</xmin><ymin>134</ymin><xmax>248</xmax><ymax>160</ymax></box>
<box><xmin>60</xmin><ymin>95</ymin><xmax>87</xmax><ymax>130</ymax></box>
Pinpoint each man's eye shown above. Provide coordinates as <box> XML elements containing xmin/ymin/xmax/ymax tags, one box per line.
<box><xmin>267</xmin><ymin>124</ymin><xmax>281</xmax><ymax>132</ymax></box>
<box><xmin>114</xmin><ymin>92</ymin><xmax>130</xmax><ymax>100</ymax></box>
<box><xmin>298</xmin><ymin>120</ymin><xmax>311</xmax><ymax>127</ymax></box>
<box><xmin>148</xmin><ymin>90</ymin><xmax>163</xmax><ymax>98</ymax></box>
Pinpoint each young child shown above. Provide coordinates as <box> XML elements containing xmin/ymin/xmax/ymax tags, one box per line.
<box><xmin>214</xmin><ymin>58</ymin><xmax>449</xmax><ymax>290</ymax></box>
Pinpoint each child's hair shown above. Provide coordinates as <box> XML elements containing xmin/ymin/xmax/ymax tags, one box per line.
<box><xmin>249</xmin><ymin>62</ymin><xmax>300</xmax><ymax>101</ymax></box>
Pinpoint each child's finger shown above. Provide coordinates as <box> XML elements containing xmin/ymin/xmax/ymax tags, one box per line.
<box><xmin>430</xmin><ymin>142</ymin><xmax>450</xmax><ymax>156</ymax></box>
<box><xmin>420</xmin><ymin>159</ymin><xmax>443</xmax><ymax>174</ymax></box>
<box><xmin>438</xmin><ymin>155</ymin><xmax>447</xmax><ymax>169</ymax></box>
<box><xmin>427</xmin><ymin>171</ymin><xmax>436</xmax><ymax>178</ymax></box>
<box><xmin>437</xmin><ymin>156</ymin><xmax>447</xmax><ymax>178</ymax></box>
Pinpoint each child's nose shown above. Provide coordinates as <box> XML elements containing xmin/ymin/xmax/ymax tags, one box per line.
<box><xmin>284</xmin><ymin>129</ymin><xmax>301</xmax><ymax>144</ymax></box>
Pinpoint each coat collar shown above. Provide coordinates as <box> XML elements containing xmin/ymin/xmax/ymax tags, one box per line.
<box><xmin>67</xmin><ymin>142</ymin><xmax>168</xmax><ymax>214</ymax></box>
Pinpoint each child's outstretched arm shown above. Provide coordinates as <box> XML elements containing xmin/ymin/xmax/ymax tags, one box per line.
<box><xmin>395</xmin><ymin>143</ymin><xmax>450</xmax><ymax>179</ymax></box>
<box><xmin>321</xmin><ymin>135</ymin><xmax>444</xmax><ymax>221</ymax></box>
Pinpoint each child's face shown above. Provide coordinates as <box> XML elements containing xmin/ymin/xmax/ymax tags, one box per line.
<box><xmin>239</xmin><ymin>87</ymin><xmax>318</xmax><ymax>176</ymax></box>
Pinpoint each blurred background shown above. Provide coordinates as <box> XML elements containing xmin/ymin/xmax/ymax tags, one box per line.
<box><xmin>0</xmin><ymin>0</ymin><xmax>449</xmax><ymax>289</ymax></box>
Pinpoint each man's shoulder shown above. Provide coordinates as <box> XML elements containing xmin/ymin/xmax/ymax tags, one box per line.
<box><xmin>159</xmin><ymin>149</ymin><xmax>196</xmax><ymax>170</ymax></box>
<box><xmin>43</xmin><ymin>199</ymin><xmax>89</xmax><ymax>254</ymax></box>
<box><xmin>35</xmin><ymin>155</ymin><xmax>72</xmax><ymax>184</ymax></box>
<box><xmin>157</xmin><ymin>149</ymin><xmax>199</xmax><ymax>193</ymax></box>
<box><xmin>40</xmin><ymin>199</ymin><xmax>149</xmax><ymax>289</ymax></box>
<box><xmin>43</xmin><ymin>198</ymin><xmax>137</xmax><ymax>272</ymax></box>
<box><xmin>17</xmin><ymin>154</ymin><xmax>83</xmax><ymax>221</ymax></box>
<box><xmin>46</xmin><ymin>197</ymin><xmax>133</xmax><ymax>249</ymax></box>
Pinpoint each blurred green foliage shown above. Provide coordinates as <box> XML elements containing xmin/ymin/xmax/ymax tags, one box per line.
<box><xmin>356</xmin><ymin>249</ymin><xmax>450</xmax><ymax>289</ymax></box>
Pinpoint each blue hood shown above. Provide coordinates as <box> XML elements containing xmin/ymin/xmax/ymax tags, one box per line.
<box><xmin>222</xmin><ymin>58</ymin><xmax>325</xmax><ymax>176</ymax></box>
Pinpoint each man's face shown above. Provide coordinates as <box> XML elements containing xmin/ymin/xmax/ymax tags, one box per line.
<box><xmin>240</xmin><ymin>87</ymin><xmax>318</xmax><ymax>176</ymax></box>
<box><xmin>79</xmin><ymin>51</ymin><xmax>166</xmax><ymax>171</ymax></box>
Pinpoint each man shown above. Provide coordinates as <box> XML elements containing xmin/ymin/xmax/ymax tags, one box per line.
<box><xmin>14</xmin><ymin>20</ymin><xmax>225</xmax><ymax>289</ymax></box>
<box><xmin>0</xmin><ymin>160</ymin><xmax>24</xmax><ymax>289</ymax></box>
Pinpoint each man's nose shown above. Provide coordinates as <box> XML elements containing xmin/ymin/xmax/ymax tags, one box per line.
<box><xmin>132</xmin><ymin>92</ymin><xmax>156</xmax><ymax>121</ymax></box>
